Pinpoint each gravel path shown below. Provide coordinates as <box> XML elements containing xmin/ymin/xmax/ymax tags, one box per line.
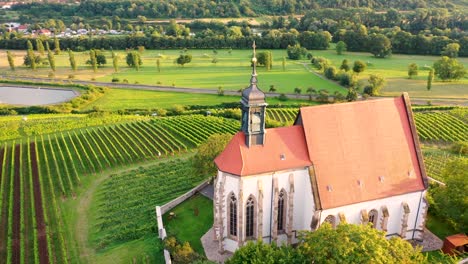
<box><xmin>410</xmin><ymin>228</ymin><xmax>443</xmax><ymax>252</ymax></box>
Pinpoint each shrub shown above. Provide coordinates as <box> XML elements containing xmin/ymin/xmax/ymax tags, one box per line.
<box><xmin>278</xmin><ymin>93</ymin><xmax>288</xmax><ymax>101</ymax></box>
<box><xmin>312</xmin><ymin>56</ymin><xmax>331</xmax><ymax>70</ymax></box>
<box><xmin>324</xmin><ymin>66</ymin><xmax>338</xmax><ymax>80</ymax></box>
<box><xmin>337</xmin><ymin>71</ymin><xmax>356</xmax><ymax>87</ymax></box>
<box><xmin>111</xmin><ymin>77</ymin><xmax>120</xmax><ymax>82</ymax></box>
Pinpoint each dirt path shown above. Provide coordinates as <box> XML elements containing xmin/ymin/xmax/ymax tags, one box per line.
<box><xmin>74</xmin><ymin>155</ymin><xmax>192</xmax><ymax>263</ymax></box>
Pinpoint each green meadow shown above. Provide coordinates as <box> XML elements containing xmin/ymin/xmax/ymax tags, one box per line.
<box><xmin>83</xmin><ymin>88</ymin><xmax>315</xmax><ymax>111</ymax></box>
<box><xmin>311</xmin><ymin>48</ymin><xmax>468</xmax><ymax>99</ymax></box>
<box><xmin>0</xmin><ymin>48</ymin><xmax>466</xmax><ymax>99</ymax></box>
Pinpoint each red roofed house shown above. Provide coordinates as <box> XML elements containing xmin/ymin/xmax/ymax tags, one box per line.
<box><xmin>213</xmin><ymin>46</ymin><xmax>429</xmax><ymax>253</ymax></box>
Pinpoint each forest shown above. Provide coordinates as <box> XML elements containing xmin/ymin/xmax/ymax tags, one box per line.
<box><xmin>10</xmin><ymin>0</ymin><xmax>463</xmax><ymax>19</ymax></box>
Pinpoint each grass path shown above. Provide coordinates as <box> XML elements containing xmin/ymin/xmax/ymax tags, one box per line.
<box><xmin>72</xmin><ymin>154</ymin><xmax>193</xmax><ymax>263</ymax></box>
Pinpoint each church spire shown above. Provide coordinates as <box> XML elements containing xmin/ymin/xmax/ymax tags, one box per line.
<box><xmin>240</xmin><ymin>41</ymin><xmax>267</xmax><ymax>147</ymax></box>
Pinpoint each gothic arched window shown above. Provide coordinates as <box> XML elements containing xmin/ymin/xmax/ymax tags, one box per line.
<box><xmin>369</xmin><ymin>209</ymin><xmax>378</xmax><ymax>228</ymax></box>
<box><xmin>324</xmin><ymin>215</ymin><xmax>336</xmax><ymax>228</ymax></box>
<box><xmin>277</xmin><ymin>190</ymin><xmax>286</xmax><ymax>232</ymax></box>
<box><xmin>245</xmin><ymin>196</ymin><xmax>255</xmax><ymax>238</ymax></box>
<box><xmin>228</xmin><ymin>193</ymin><xmax>237</xmax><ymax>237</ymax></box>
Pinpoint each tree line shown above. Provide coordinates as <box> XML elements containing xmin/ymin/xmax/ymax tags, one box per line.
<box><xmin>1</xmin><ymin>30</ymin><xmax>466</xmax><ymax>57</ymax></box>
<box><xmin>11</xmin><ymin>0</ymin><xmax>459</xmax><ymax>20</ymax></box>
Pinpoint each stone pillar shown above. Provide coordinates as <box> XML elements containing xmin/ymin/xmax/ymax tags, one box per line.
<box><xmin>360</xmin><ymin>209</ymin><xmax>369</xmax><ymax>225</ymax></box>
<box><xmin>216</xmin><ymin>173</ymin><xmax>226</xmax><ymax>253</ymax></box>
<box><xmin>238</xmin><ymin>179</ymin><xmax>244</xmax><ymax>247</ymax></box>
<box><xmin>287</xmin><ymin>173</ymin><xmax>294</xmax><ymax>245</ymax></box>
<box><xmin>338</xmin><ymin>212</ymin><xmax>347</xmax><ymax>224</ymax></box>
<box><xmin>400</xmin><ymin>202</ymin><xmax>411</xmax><ymax>238</ymax></box>
<box><xmin>414</xmin><ymin>194</ymin><xmax>428</xmax><ymax>241</ymax></box>
<box><xmin>257</xmin><ymin>179</ymin><xmax>263</xmax><ymax>241</ymax></box>
<box><xmin>272</xmin><ymin>176</ymin><xmax>279</xmax><ymax>243</ymax></box>
<box><xmin>380</xmin><ymin>206</ymin><xmax>389</xmax><ymax>232</ymax></box>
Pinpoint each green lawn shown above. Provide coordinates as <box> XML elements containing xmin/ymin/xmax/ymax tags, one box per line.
<box><xmin>310</xmin><ymin>49</ymin><xmax>468</xmax><ymax>98</ymax></box>
<box><xmin>163</xmin><ymin>194</ymin><xmax>213</xmax><ymax>255</ymax></box>
<box><xmin>83</xmin><ymin>88</ymin><xmax>317</xmax><ymax>111</ymax></box>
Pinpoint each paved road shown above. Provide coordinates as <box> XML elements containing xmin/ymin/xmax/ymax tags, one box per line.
<box><xmin>1</xmin><ymin>75</ymin><xmax>467</xmax><ymax>106</ymax></box>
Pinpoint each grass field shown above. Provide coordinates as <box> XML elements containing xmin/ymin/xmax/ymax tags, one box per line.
<box><xmin>83</xmin><ymin>88</ymin><xmax>315</xmax><ymax>111</ymax></box>
<box><xmin>1</xmin><ymin>48</ymin><xmax>466</xmax><ymax>98</ymax></box>
<box><xmin>0</xmin><ymin>49</ymin><xmax>345</xmax><ymax>94</ymax></box>
<box><xmin>311</xmin><ymin>49</ymin><xmax>468</xmax><ymax>98</ymax></box>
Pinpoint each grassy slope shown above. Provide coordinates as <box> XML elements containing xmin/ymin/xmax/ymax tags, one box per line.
<box><xmin>311</xmin><ymin>49</ymin><xmax>468</xmax><ymax>98</ymax></box>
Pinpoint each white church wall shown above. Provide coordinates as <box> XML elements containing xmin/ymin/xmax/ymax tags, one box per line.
<box><xmin>219</xmin><ymin>167</ymin><xmax>315</xmax><ymax>252</ymax></box>
<box><xmin>320</xmin><ymin>191</ymin><xmax>425</xmax><ymax>240</ymax></box>
<box><xmin>294</xmin><ymin>170</ymin><xmax>315</xmax><ymax>232</ymax></box>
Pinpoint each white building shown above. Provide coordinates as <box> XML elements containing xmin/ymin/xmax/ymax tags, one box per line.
<box><xmin>213</xmin><ymin>47</ymin><xmax>429</xmax><ymax>253</ymax></box>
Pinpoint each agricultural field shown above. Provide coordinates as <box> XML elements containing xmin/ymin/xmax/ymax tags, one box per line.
<box><xmin>0</xmin><ymin>103</ymin><xmax>465</xmax><ymax>263</ymax></box>
<box><xmin>0</xmin><ymin>49</ymin><xmax>345</xmax><ymax>94</ymax></box>
<box><xmin>310</xmin><ymin>48</ymin><xmax>468</xmax><ymax>99</ymax></box>
<box><xmin>0</xmin><ymin>114</ymin><xmax>239</xmax><ymax>263</ymax></box>
<box><xmin>89</xmin><ymin>160</ymin><xmax>205</xmax><ymax>263</ymax></box>
<box><xmin>0</xmin><ymin>113</ymin><xmax>150</xmax><ymax>142</ymax></box>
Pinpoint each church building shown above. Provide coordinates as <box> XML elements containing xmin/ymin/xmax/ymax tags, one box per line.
<box><xmin>212</xmin><ymin>45</ymin><xmax>429</xmax><ymax>253</ymax></box>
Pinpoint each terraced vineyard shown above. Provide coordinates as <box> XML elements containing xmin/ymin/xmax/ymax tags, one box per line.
<box><xmin>0</xmin><ymin>115</ymin><xmax>239</xmax><ymax>263</ymax></box>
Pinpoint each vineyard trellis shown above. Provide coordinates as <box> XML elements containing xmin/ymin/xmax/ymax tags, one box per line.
<box><xmin>0</xmin><ymin>114</ymin><xmax>240</xmax><ymax>263</ymax></box>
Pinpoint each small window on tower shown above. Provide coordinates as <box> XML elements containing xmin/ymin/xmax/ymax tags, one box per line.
<box><xmin>251</xmin><ymin>112</ymin><xmax>261</xmax><ymax>132</ymax></box>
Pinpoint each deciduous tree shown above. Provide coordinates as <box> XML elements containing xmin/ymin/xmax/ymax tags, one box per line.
<box><xmin>6</xmin><ymin>51</ymin><xmax>15</xmax><ymax>71</ymax></box>
<box><xmin>68</xmin><ymin>49</ymin><xmax>77</xmax><ymax>71</ymax></box>
<box><xmin>408</xmin><ymin>63</ymin><xmax>418</xmax><ymax>79</ymax></box>
<box><xmin>427</xmin><ymin>68</ymin><xmax>434</xmax><ymax>90</ymax></box>
<box><xmin>353</xmin><ymin>60</ymin><xmax>366</xmax><ymax>74</ymax></box>
<box><xmin>297</xmin><ymin>223</ymin><xmax>425</xmax><ymax>263</ymax></box>
<box><xmin>192</xmin><ymin>133</ymin><xmax>232</xmax><ymax>176</ymax></box>
<box><xmin>429</xmin><ymin>158</ymin><xmax>468</xmax><ymax>233</ymax></box>
<box><xmin>47</xmin><ymin>50</ymin><xmax>55</xmax><ymax>72</ymax></box>
<box><xmin>340</xmin><ymin>59</ymin><xmax>350</xmax><ymax>71</ymax></box>
<box><xmin>176</xmin><ymin>54</ymin><xmax>192</xmax><ymax>67</ymax></box>
<box><xmin>336</xmin><ymin>41</ymin><xmax>347</xmax><ymax>55</ymax></box>
<box><xmin>433</xmin><ymin>56</ymin><xmax>466</xmax><ymax>81</ymax></box>
<box><xmin>36</xmin><ymin>39</ymin><xmax>45</xmax><ymax>55</ymax></box>
<box><xmin>368</xmin><ymin>33</ymin><xmax>392</xmax><ymax>58</ymax></box>
<box><xmin>441</xmin><ymin>43</ymin><xmax>460</xmax><ymax>58</ymax></box>
<box><xmin>363</xmin><ymin>74</ymin><xmax>386</xmax><ymax>96</ymax></box>
<box><xmin>54</xmin><ymin>37</ymin><xmax>61</xmax><ymax>54</ymax></box>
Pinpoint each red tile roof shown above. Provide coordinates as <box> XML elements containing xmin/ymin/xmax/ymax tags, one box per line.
<box><xmin>299</xmin><ymin>96</ymin><xmax>426</xmax><ymax>209</ymax></box>
<box><xmin>214</xmin><ymin>126</ymin><xmax>311</xmax><ymax>176</ymax></box>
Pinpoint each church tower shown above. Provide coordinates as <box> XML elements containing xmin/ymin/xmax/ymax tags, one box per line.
<box><xmin>240</xmin><ymin>42</ymin><xmax>267</xmax><ymax>147</ymax></box>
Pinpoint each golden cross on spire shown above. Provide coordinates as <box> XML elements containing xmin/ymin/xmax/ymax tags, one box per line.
<box><xmin>252</xmin><ymin>41</ymin><xmax>256</xmax><ymax>57</ymax></box>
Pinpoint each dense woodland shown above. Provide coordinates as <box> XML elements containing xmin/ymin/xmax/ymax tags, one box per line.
<box><xmin>10</xmin><ymin>0</ymin><xmax>464</xmax><ymax>18</ymax></box>
<box><xmin>0</xmin><ymin>13</ymin><xmax>467</xmax><ymax>56</ymax></box>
